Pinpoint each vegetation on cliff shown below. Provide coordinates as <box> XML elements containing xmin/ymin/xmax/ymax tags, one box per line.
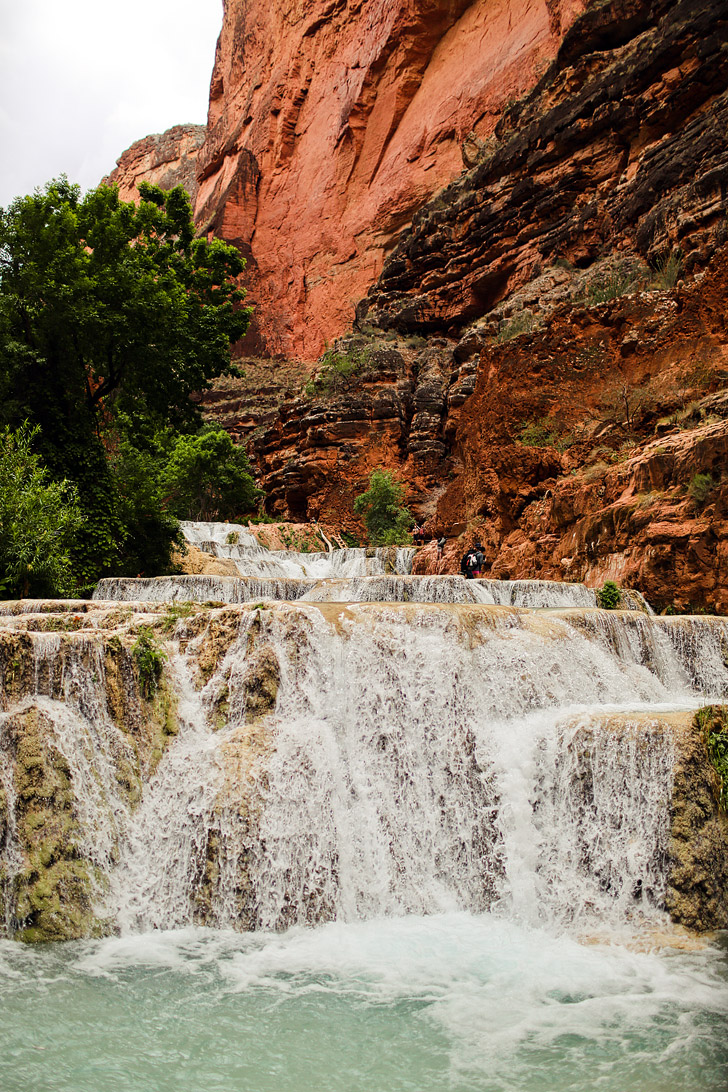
<box><xmin>354</xmin><ymin>469</ymin><xmax>413</xmax><ymax>546</ymax></box>
<box><xmin>0</xmin><ymin>178</ymin><xmax>254</xmax><ymax>591</ymax></box>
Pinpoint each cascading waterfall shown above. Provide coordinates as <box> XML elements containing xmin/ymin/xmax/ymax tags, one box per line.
<box><xmin>3</xmin><ymin>522</ymin><xmax>728</xmax><ymax>1091</ymax></box>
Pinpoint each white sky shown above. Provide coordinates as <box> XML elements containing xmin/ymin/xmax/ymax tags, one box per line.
<box><xmin>0</xmin><ymin>0</ymin><xmax>223</xmax><ymax>207</ymax></box>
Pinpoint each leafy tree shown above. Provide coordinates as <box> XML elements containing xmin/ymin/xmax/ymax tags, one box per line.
<box><xmin>354</xmin><ymin>468</ymin><xmax>413</xmax><ymax>545</ymax></box>
<box><xmin>160</xmin><ymin>427</ymin><xmax>261</xmax><ymax>521</ymax></box>
<box><xmin>0</xmin><ymin>423</ymin><xmax>82</xmax><ymax>597</ymax></box>
<box><xmin>0</xmin><ymin>178</ymin><xmax>251</xmax><ymax>584</ymax></box>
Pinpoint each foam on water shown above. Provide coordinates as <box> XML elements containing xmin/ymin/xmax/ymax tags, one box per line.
<box><xmin>1</xmin><ymin>916</ymin><xmax>726</xmax><ymax>1092</ymax></box>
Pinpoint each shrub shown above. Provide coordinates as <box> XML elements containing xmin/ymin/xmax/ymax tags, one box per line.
<box><xmin>519</xmin><ymin>418</ymin><xmax>556</xmax><ymax>447</ymax></box>
<box><xmin>495</xmin><ymin>311</ymin><xmax>535</xmax><ymax>343</ymax></box>
<box><xmin>584</xmin><ymin>260</ymin><xmax>641</xmax><ymax>305</ymax></box>
<box><xmin>132</xmin><ymin>626</ymin><xmax>166</xmax><ymax>700</ymax></box>
<box><xmin>650</xmin><ymin>249</ymin><xmax>681</xmax><ymax>290</ymax></box>
<box><xmin>596</xmin><ymin>581</ymin><xmax>622</xmax><ymax>609</ymax></box>
<box><xmin>687</xmin><ymin>472</ymin><xmax>714</xmax><ymax>507</ymax></box>
<box><xmin>160</xmin><ymin>428</ymin><xmax>261</xmax><ymax>521</ymax></box>
<box><xmin>305</xmin><ymin>347</ymin><xmax>371</xmax><ymax>397</ymax></box>
<box><xmin>694</xmin><ymin>706</ymin><xmax>728</xmax><ymax>812</ymax></box>
<box><xmin>353</xmin><ymin>469</ymin><xmax>413</xmax><ymax>545</ymax></box>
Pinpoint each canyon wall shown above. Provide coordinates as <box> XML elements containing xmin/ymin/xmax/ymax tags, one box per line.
<box><xmin>194</xmin><ymin>0</ymin><xmax>587</xmax><ymax>357</ymax></box>
<box><xmin>213</xmin><ymin>0</ymin><xmax>728</xmax><ymax>612</ymax></box>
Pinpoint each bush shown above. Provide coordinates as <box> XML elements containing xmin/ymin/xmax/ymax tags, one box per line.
<box><xmin>584</xmin><ymin>260</ymin><xmax>641</xmax><ymax>305</ymax></box>
<box><xmin>687</xmin><ymin>472</ymin><xmax>714</xmax><ymax>507</ymax></box>
<box><xmin>495</xmin><ymin>311</ymin><xmax>535</xmax><ymax>343</ymax></box>
<box><xmin>694</xmin><ymin>706</ymin><xmax>728</xmax><ymax>812</ymax></box>
<box><xmin>596</xmin><ymin>581</ymin><xmax>622</xmax><ymax>609</ymax></box>
<box><xmin>0</xmin><ymin>423</ymin><xmax>82</xmax><ymax>598</ymax></box>
<box><xmin>305</xmin><ymin>347</ymin><xmax>371</xmax><ymax>396</ymax></box>
<box><xmin>519</xmin><ymin>418</ymin><xmax>556</xmax><ymax>447</ymax></box>
<box><xmin>353</xmin><ymin>469</ymin><xmax>413</xmax><ymax>545</ymax></box>
<box><xmin>650</xmin><ymin>249</ymin><xmax>681</xmax><ymax>290</ymax></box>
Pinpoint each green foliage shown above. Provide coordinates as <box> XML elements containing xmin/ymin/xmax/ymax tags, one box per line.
<box><xmin>649</xmin><ymin>248</ymin><xmax>681</xmax><ymax>290</ymax></box>
<box><xmin>495</xmin><ymin>311</ymin><xmax>535</xmax><ymax>343</ymax></box>
<box><xmin>353</xmin><ymin>469</ymin><xmax>413</xmax><ymax>546</ymax></box>
<box><xmin>519</xmin><ymin>418</ymin><xmax>556</xmax><ymax>447</ymax></box>
<box><xmin>107</xmin><ymin>428</ymin><xmax>182</xmax><ymax>578</ymax></box>
<box><xmin>0</xmin><ymin>423</ymin><xmax>82</xmax><ymax>598</ymax></box>
<box><xmin>161</xmin><ymin>601</ymin><xmax>195</xmax><ymax>633</ymax></box>
<box><xmin>132</xmin><ymin>626</ymin><xmax>166</xmax><ymax>700</ymax></box>
<box><xmin>160</xmin><ymin>428</ymin><xmax>261</xmax><ymax>521</ymax></box>
<box><xmin>0</xmin><ymin>178</ymin><xmax>251</xmax><ymax>585</ymax></box>
<box><xmin>695</xmin><ymin>706</ymin><xmax>728</xmax><ymax>812</ymax></box>
<box><xmin>596</xmin><ymin>581</ymin><xmax>622</xmax><ymax>609</ymax></box>
<box><xmin>305</xmin><ymin>347</ymin><xmax>371</xmax><ymax>396</ymax></box>
<box><xmin>687</xmin><ymin>472</ymin><xmax>714</xmax><ymax>507</ymax></box>
<box><xmin>584</xmin><ymin>260</ymin><xmax>641</xmax><ymax>305</ymax></box>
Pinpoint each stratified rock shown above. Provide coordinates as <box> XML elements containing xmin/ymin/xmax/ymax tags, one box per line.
<box><xmin>195</xmin><ymin>0</ymin><xmax>586</xmax><ymax>356</ymax></box>
<box><xmin>431</xmin><ymin>245</ymin><xmax>728</xmax><ymax>613</ymax></box>
<box><xmin>103</xmin><ymin>124</ymin><xmax>206</xmax><ymax>205</ymax></box>
<box><xmin>361</xmin><ymin>0</ymin><xmax>728</xmax><ymax>334</ymax></box>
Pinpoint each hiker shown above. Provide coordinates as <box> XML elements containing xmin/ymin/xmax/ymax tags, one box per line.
<box><xmin>460</xmin><ymin>543</ymin><xmax>485</xmax><ymax>579</ymax></box>
<box><xmin>460</xmin><ymin>547</ymin><xmax>478</xmax><ymax>579</ymax></box>
<box><xmin>437</xmin><ymin>536</ymin><xmax>446</xmax><ymax>559</ymax></box>
<box><xmin>473</xmin><ymin>542</ymin><xmax>485</xmax><ymax>577</ymax></box>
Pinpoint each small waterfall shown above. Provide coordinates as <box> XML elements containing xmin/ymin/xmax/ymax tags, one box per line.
<box><xmin>103</xmin><ymin>650</ymin><xmax>225</xmax><ymax>932</ymax></box>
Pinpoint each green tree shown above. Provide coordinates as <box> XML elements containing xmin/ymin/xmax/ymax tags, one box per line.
<box><xmin>0</xmin><ymin>423</ymin><xmax>82</xmax><ymax>597</ymax></box>
<box><xmin>0</xmin><ymin>178</ymin><xmax>251</xmax><ymax>585</ymax></box>
<box><xmin>160</xmin><ymin>427</ymin><xmax>261</xmax><ymax>521</ymax></box>
<box><xmin>354</xmin><ymin>468</ymin><xmax>413</xmax><ymax>545</ymax></box>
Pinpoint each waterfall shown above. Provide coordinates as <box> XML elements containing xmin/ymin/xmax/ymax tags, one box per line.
<box><xmin>3</xmin><ymin>520</ymin><xmax>728</xmax><ymax>942</ymax></box>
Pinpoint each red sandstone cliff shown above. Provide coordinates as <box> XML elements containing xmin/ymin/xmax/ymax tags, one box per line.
<box><xmin>103</xmin><ymin>124</ymin><xmax>207</xmax><ymax>206</ymax></box>
<box><xmin>195</xmin><ymin>0</ymin><xmax>586</xmax><ymax>357</ymax></box>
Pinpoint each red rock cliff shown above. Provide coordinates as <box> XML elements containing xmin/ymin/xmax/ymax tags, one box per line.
<box><xmin>195</xmin><ymin>0</ymin><xmax>586</xmax><ymax>358</ymax></box>
<box><xmin>103</xmin><ymin>124</ymin><xmax>207</xmax><ymax>206</ymax></box>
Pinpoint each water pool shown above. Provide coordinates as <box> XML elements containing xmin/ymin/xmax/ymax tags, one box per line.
<box><xmin>2</xmin><ymin>914</ymin><xmax>726</xmax><ymax>1092</ymax></box>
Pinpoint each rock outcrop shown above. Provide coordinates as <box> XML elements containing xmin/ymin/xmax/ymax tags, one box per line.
<box><xmin>103</xmin><ymin>124</ymin><xmax>207</xmax><ymax>206</ymax></box>
<box><xmin>193</xmin><ymin>0</ymin><xmax>587</xmax><ymax>356</ymax></box>
<box><xmin>360</xmin><ymin>0</ymin><xmax>728</xmax><ymax>334</ymax></box>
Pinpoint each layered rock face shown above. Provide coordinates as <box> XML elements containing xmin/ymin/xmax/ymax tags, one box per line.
<box><xmin>195</xmin><ymin>0</ymin><xmax>586</xmax><ymax>356</ymax></box>
<box><xmin>220</xmin><ymin>0</ymin><xmax>728</xmax><ymax>612</ymax></box>
<box><xmin>430</xmin><ymin>249</ymin><xmax>728</xmax><ymax>613</ymax></box>
<box><xmin>103</xmin><ymin>124</ymin><xmax>207</xmax><ymax>206</ymax></box>
<box><xmin>360</xmin><ymin>0</ymin><xmax>728</xmax><ymax>333</ymax></box>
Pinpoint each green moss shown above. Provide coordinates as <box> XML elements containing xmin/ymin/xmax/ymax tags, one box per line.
<box><xmin>132</xmin><ymin>625</ymin><xmax>167</xmax><ymax>700</ymax></box>
<box><xmin>10</xmin><ymin>707</ymin><xmax>99</xmax><ymax>942</ymax></box>
<box><xmin>695</xmin><ymin>706</ymin><xmax>728</xmax><ymax>812</ymax></box>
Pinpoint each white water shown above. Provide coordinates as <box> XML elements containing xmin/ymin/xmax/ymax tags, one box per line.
<box><xmin>1</xmin><ymin>917</ymin><xmax>726</xmax><ymax>1092</ymax></box>
<box><xmin>4</xmin><ymin>521</ymin><xmax>728</xmax><ymax>1090</ymax></box>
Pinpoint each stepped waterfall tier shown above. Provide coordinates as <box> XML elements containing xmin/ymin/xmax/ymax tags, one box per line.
<box><xmin>1</xmin><ymin>522</ymin><xmax>727</xmax><ymax>1090</ymax></box>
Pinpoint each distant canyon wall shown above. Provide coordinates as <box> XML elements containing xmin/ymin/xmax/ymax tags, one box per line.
<box><xmin>106</xmin><ymin>0</ymin><xmax>587</xmax><ymax>358</ymax></box>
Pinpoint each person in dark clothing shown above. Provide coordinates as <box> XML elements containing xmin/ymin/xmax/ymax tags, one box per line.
<box><xmin>437</xmin><ymin>536</ymin><xmax>446</xmax><ymax>559</ymax></box>
<box><xmin>460</xmin><ymin>543</ymin><xmax>485</xmax><ymax>579</ymax></box>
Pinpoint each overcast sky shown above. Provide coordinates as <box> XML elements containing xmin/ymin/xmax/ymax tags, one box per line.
<box><xmin>0</xmin><ymin>0</ymin><xmax>223</xmax><ymax>207</ymax></box>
